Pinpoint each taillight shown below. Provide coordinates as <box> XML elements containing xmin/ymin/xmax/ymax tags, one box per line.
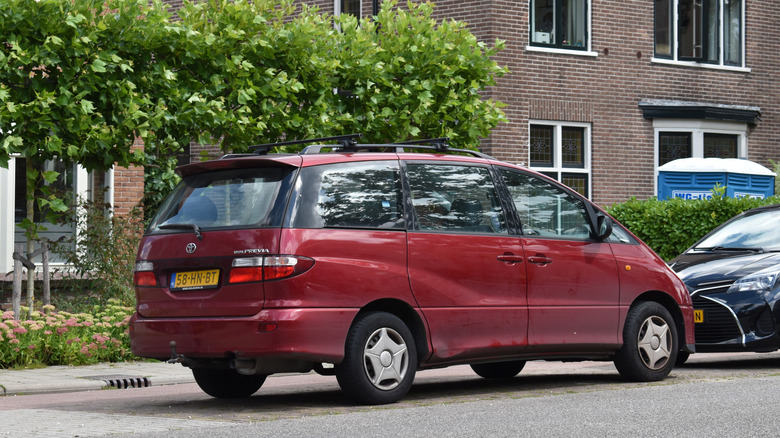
<box><xmin>229</xmin><ymin>255</ymin><xmax>314</xmax><ymax>284</ymax></box>
<box><xmin>134</xmin><ymin>261</ymin><xmax>158</xmax><ymax>287</ymax></box>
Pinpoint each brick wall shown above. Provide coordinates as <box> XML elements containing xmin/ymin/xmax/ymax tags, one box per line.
<box><xmin>112</xmin><ymin>137</ymin><xmax>145</xmax><ymax>216</ymax></box>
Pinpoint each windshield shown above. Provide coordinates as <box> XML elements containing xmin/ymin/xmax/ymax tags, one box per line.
<box><xmin>148</xmin><ymin>167</ymin><xmax>295</xmax><ymax>232</ymax></box>
<box><xmin>695</xmin><ymin>209</ymin><xmax>780</xmax><ymax>251</ymax></box>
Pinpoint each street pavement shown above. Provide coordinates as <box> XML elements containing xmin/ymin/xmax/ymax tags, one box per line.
<box><xmin>1</xmin><ymin>351</ymin><xmax>776</xmax><ymax>397</ymax></box>
<box><xmin>0</xmin><ymin>361</ymin><xmax>195</xmax><ymax>396</ymax></box>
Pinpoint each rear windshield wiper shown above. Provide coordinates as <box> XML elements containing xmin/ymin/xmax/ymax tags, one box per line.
<box><xmin>158</xmin><ymin>223</ymin><xmax>203</xmax><ymax>240</ymax></box>
<box><xmin>695</xmin><ymin>246</ymin><xmax>764</xmax><ymax>253</ymax></box>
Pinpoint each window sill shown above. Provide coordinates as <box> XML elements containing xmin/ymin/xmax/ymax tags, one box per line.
<box><xmin>526</xmin><ymin>46</ymin><xmax>598</xmax><ymax>57</ymax></box>
<box><xmin>651</xmin><ymin>58</ymin><xmax>751</xmax><ymax>73</ymax></box>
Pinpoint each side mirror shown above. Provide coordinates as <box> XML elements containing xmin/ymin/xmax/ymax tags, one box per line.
<box><xmin>595</xmin><ymin>215</ymin><xmax>613</xmax><ymax>241</ymax></box>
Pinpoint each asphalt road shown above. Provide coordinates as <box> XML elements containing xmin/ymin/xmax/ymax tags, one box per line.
<box><xmin>2</xmin><ymin>352</ymin><xmax>780</xmax><ymax>437</ymax></box>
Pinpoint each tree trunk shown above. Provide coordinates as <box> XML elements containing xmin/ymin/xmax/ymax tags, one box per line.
<box><xmin>26</xmin><ymin>159</ymin><xmax>36</xmax><ymax>309</ymax></box>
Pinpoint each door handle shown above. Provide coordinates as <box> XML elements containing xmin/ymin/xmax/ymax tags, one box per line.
<box><xmin>497</xmin><ymin>254</ymin><xmax>524</xmax><ymax>264</ymax></box>
<box><xmin>528</xmin><ymin>255</ymin><xmax>552</xmax><ymax>265</ymax></box>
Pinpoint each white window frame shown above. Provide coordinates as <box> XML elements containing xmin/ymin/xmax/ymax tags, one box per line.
<box><xmin>0</xmin><ymin>156</ymin><xmax>112</xmax><ymax>273</ymax></box>
<box><xmin>652</xmin><ymin>0</ymin><xmax>748</xmax><ymax>72</ymax></box>
<box><xmin>526</xmin><ymin>0</ymin><xmax>598</xmax><ymax>58</ymax></box>
<box><xmin>528</xmin><ymin>120</ymin><xmax>592</xmax><ymax>199</ymax></box>
<box><xmin>652</xmin><ymin>118</ymin><xmax>749</xmax><ymax>195</ymax></box>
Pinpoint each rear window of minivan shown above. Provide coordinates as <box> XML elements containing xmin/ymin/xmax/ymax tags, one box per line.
<box><xmin>148</xmin><ymin>167</ymin><xmax>295</xmax><ymax>232</ymax></box>
<box><xmin>287</xmin><ymin>161</ymin><xmax>405</xmax><ymax>229</ymax></box>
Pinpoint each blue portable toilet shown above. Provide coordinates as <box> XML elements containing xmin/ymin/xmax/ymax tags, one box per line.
<box><xmin>658</xmin><ymin>158</ymin><xmax>776</xmax><ymax>200</ymax></box>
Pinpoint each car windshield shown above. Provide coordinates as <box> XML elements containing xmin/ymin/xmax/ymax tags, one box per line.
<box><xmin>148</xmin><ymin>167</ymin><xmax>294</xmax><ymax>232</ymax></box>
<box><xmin>694</xmin><ymin>208</ymin><xmax>780</xmax><ymax>252</ymax></box>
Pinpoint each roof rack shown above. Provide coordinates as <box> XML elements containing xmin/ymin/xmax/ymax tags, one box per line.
<box><xmin>224</xmin><ymin>134</ymin><xmax>493</xmax><ymax>160</ymax></box>
<box><xmin>300</xmin><ymin>137</ymin><xmax>494</xmax><ymax>159</ymax></box>
<box><xmin>247</xmin><ymin>134</ymin><xmax>363</xmax><ymax>155</ymax></box>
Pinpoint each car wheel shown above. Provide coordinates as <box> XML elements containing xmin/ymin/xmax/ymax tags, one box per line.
<box><xmin>471</xmin><ymin>360</ymin><xmax>526</xmax><ymax>379</ymax></box>
<box><xmin>192</xmin><ymin>368</ymin><xmax>266</xmax><ymax>399</ymax></box>
<box><xmin>614</xmin><ymin>301</ymin><xmax>678</xmax><ymax>382</ymax></box>
<box><xmin>336</xmin><ymin>312</ymin><xmax>417</xmax><ymax>405</ymax></box>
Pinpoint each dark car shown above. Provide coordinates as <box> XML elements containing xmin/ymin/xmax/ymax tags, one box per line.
<box><xmin>669</xmin><ymin>204</ymin><xmax>780</xmax><ymax>361</ymax></box>
<box><xmin>130</xmin><ymin>135</ymin><xmax>694</xmax><ymax>405</ymax></box>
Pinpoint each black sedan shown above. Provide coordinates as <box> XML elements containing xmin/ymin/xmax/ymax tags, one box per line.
<box><xmin>669</xmin><ymin>204</ymin><xmax>780</xmax><ymax>362</ymax></box>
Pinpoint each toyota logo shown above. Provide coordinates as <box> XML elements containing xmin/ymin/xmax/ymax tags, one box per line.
<box><xmin>185</xmin><ymin>243</ymin><xmax>197</xmax><ymax>254</ymax></box>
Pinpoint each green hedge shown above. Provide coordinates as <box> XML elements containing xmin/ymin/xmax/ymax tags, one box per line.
<box><xmin>605</xmin><ymin>191</ymin><xmax>780</xmax><ymax>261</ymax></box>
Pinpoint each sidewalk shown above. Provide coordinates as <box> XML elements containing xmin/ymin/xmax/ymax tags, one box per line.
<box><xmin>0</xmin><ymin>361</ymin><xmax>195</xmax><ymax>396</ymax></box>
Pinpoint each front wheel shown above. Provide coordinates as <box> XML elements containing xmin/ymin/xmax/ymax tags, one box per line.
<box><xmin>471</xmin><ymin>360</ymin><xmax>526</xmax><ymax>379</ymax></box>
<box><xmin>614</xmin><ymin>301</ymin><xmax>678</xmax><ymax>382</ymax></box>
<box><xmin>192</xmin><ymin>368</ymin><xmax>266</xmax><ymax>399</ymax></box>
<box><xmin>336</xmin><ymin>312</ymin><xmax>417</xmax><ymax>405</ymax></box>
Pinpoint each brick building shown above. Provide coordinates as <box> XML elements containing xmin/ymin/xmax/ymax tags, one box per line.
<box><xmin>305</xmin><ymin>0</ymin><xmax>778</xmax><ymax>205</ymax></box>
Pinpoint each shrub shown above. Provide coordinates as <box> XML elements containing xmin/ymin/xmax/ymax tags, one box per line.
<box><xmin>48</xmin><ymin>199</ymin><xmax>145</xmax><ymax>307</ymax></box>
<box><xmin>0</xmin><ymin>301</ymin><xmax>135</xmax><ymax>368</ymax></box>
<box><xmin>606</xmin><ymin>190</ymin><xmax>780</xmax><ymax>261</ymax></box>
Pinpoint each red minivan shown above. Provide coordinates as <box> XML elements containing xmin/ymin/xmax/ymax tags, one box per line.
<box><xmin>130</xmin><ymin>137</ymin><xmax>694</xmax><ymax>405</ymax></box>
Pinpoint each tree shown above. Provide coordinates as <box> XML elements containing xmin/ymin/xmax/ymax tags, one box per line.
<box><xmin>330</xmin><ymin>1</ymin><xmax>508</xmax><ymax>148</ymax></box>
<box><xmin>0</xmin><ymin>0</ymin><xmax>177</xmax><ymax>307</ymax></box>
<box><xmin>1</xmin><ymin>0</ymin><xmax>507</xmax><ymax>307</ymax></box>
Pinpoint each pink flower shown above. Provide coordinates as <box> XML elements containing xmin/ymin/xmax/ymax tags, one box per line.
<box><xmin>44</xmin><ymin>330</ymin><xmax>52</xmax><ymax>335</ymax></box>
<box><xmin>83</xmin><ymin>321</ymin><xmax>93</xmax><ymax>327</ymax></box>
<box><xmin>28</xmin><ymin>344</ymin><xmax>36</xmax><ymax>350</ymax></box>
<box><xmin>56</xmin><ymin>327</ymin><xmax>69</xmax><ymax>335</ymax></box>
<box><xmin>13</xmin><ymin>326</ymin><xmax>28</xmax><ymax>334</ymax></box>
<box><xmin>64</xmin><ymin>318</ymin><xmax>78</xmax><ymax>327</ymax></box>
<box><xmin>9</xmin><ymin>339</ymin><xmax>20</xmax><ymax>345</ymax></box>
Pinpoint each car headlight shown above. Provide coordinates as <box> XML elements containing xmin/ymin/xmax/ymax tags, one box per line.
<box><xmin>727</xmin><ymin>266</ymin><xmax>780</xmax><ymax>293</ymax></box>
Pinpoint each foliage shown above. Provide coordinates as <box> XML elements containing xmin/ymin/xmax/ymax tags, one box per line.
<box><xmin>0</xmin><ymin>301</ymin><xmax>135</xmax><ymax>368</ymax></box>
<box><xmin>606</xmin><ymin>190</ymin><xmax>780</xmax><ymax>261</ymax></box>
<box><xmin>770</xmin><ymin>159</ymin><xmax>780</xmax><ymax>195</ymax></box>
<box><xmin>331</xmin><ymin>1</ymin><xmax>508</xmax><ymax>148</ymax></box>
<box><xmin>143</xmin><ymin>155</ymin><xmax>181</xmax><ymax>221</ymax></box>
<box><xmin>48</xmin><ymin>199</ymin><xmax>145</xmax><ymax>307</ymax></box>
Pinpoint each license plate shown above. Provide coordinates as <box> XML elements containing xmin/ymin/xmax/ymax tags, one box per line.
<box><xmin>170</xmin><ymin>269</ymin><xmax>220</xmax><ymax>290</ymax></box>
<box><xmin>694</xmin><ymin>309</ymin><xmax>704</xmax><ymax>323</ymax></box>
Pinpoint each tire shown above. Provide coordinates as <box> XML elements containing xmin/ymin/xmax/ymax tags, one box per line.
<box><xmin>471</xmin><ymin>360</ymin><xmax>526</xmax><ymax>379</ymax></box>
<box><xmin>336</xmin><ymin>312</ymin><xmax>417</xmax><ymax>405</ymax></box>
<box><xmin>614</xmin><ymin>301</ymin><xmax>678</xmax><ymax>382</ymax></box>
<box><xmin>192</xmin><ymin>368</ymin><xmax>266</xmax><ymax>399</ymax></box>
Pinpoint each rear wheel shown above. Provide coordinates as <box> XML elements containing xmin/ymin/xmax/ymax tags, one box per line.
<box><xmin>614</xmin><ymin>301</ymin><xmax>678</xmax><ymax>381</ymax></box>
<box><xmin>471</xmin><ymin>360</ymin><xmax>526</xmax><ymax>379</ymax></box>
<box><xmin>336</xmin><ymin>312</ymin><xmax>417</xmax><ymax>405</ymax></box>
<box><xmin>192</xmin><ymin>368</ymin><xmax>266</xmax><ymax>399</ymax></box>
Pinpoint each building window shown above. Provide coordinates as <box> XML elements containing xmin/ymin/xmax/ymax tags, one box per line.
<box><xmin>654</xmin><ymin>0</ymin><xmax>744</xmax><ymax>67</ymax></box>
<box><xmin>659</xmin><ymin>132</ymin><xmax>692</xmax><ymax>166</ymax></box>
<box><xmin>530</xmin><ymin>0</ymin><xmax>589</xmax><ymax>50</ymax></box>
<box><xmin>529</xmin><ymin>122</ymin><xmax>591</xmax><ymax>198</ymax></box>
<box><xmin>336</xmin><ymin>0</ymin><xmax>361</xmax><ymax>17</ymax></box>
<box><xmin>658</xmin><ymin>129</ymin><xmax>742</xmax><ymax>167</ymax></box>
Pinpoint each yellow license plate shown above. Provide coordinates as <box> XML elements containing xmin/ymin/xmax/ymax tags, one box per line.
<box><xmin>694</xmin><ymin>309</ymin><xmax>704</xmax><ymax>323</ymax></box>
<box><xmin>170</xmin><ymin>269</ymin><xmax>220</xmax><ymax>290</ymax></box>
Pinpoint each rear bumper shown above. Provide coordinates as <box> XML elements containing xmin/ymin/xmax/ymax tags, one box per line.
<box><xmin>129</xmin><ymin>308</ymin><xmax>358</xmax><ymax>364</ymax></box>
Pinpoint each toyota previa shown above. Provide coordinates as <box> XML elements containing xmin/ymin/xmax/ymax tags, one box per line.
<box><xmin>130</xmin><ymin>135</ymin><xmax>695</xmax><ymax>405</ymax></box>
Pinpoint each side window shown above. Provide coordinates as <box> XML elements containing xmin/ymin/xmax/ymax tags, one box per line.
<box><xmin>290</xmin><ymin>162</ymin><xmax>404</xmax><ymax>229</ymax></box>
<box><xmin>499</xmin><ymin>169</ymin><xmax>592</xmax><ymax>240</ymax></box>
<box><xmin>406</xmin><ymin>164</ymin><xmax>508</xmax><ymax>234</ymax></box>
